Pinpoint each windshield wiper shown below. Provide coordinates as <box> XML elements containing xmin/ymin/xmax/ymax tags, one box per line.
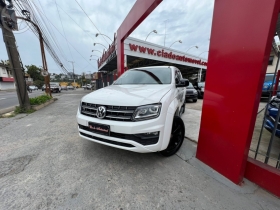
<box><xmin>133</xmin><ymin>69</ymin><xmax>163</xmax><ymax>84</ymax></box>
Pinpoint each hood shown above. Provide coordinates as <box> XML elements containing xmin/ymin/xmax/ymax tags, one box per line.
<box><xmin>82</xmin><ymin>85</ymin><xmax>172</xmax><ymax>106</ymax></box>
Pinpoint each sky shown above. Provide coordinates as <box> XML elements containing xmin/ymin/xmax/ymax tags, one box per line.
<box><xmin>0</xmin><ymin>0</ymin><xmax>214</xmax><ymax>75</ymax></box>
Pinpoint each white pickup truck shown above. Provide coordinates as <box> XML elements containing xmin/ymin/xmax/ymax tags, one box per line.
<box><xmin>76</xmin><ymin>66</ymin><xmax>188</xmax><ymax>156</ymax></box>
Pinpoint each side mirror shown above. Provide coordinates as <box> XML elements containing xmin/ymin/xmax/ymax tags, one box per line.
<box><xmin>176</xmin><ymin>79</ymin><xmax>189</xmax><ymax>88</ymax></box>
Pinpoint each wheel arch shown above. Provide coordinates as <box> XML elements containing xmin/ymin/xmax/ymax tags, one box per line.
<box><xmin>160</xmin><ymin>99</ymin><xmax>180</xmax><ymax>151</ymax></box>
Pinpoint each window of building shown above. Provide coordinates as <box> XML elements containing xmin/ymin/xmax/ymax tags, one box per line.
<box><xmin>1</xmin><ymin>67</ymin><xmax>7</xmax><ymax>74</ymax></box>
<box><xmin>268</xmin><ymin>55</ymin><xmax>274</xmax><ymax>65</ymax></box>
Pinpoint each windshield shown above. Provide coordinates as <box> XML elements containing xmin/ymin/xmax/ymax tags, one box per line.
<box><xmin>187</xmin><ymin>83</ymin><xmax>194</xmax><ymax>89</ymax></box>
<box><xmin>265</xmin><ymin>75</ymin><xmax>274</xmax><ymax>82</ymax></box>
<box><xmin>198</xmin><ymin>82</ymin><xmax>205</xmax><ymax>87</ymax></box>
<box><xmin>114</xmin><ymin>68</ymin><xmax>171</xmax><ymax>85</ymax></box>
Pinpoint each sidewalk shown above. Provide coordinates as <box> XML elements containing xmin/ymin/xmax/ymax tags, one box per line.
<box><xmin>0</xmin><ymin>89</ymin><xmax>16</xmax><ymax>92</ymax></box>
<box><xmin>0</xmin><ymin>93</ymin><xmax>279</xmax><ymax>209</ymax></box>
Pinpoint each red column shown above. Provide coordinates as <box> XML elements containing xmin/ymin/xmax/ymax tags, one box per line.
<box><xmin>117</xmin><ymin>0</ymin><xmax>162</xmax><ymax>76</ymax></box>
<box><xmin>196</xmin><ymin>0</ymin><xmax>280</xmax><ymax>184</ymax></box>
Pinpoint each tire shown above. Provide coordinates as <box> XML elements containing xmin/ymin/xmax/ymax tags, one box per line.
<box><xmin>193</xmin><ymin>99</ymin><xmax>197</xmax><ymax>102</ymax></box>
<box><xmin>160</xmin><ymin>116</ymin><xmax>185</xmax><ymax>157</ymax></box>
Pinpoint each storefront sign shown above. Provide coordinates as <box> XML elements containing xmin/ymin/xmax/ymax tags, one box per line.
<box><xmin>0</xmin><ymin>77</ymin><xmax>14</xmax><ymax>82</ymax></box>
<box><xmin>98</xmin><ymin>33</ymin><xmax>117</xmax><ymax>68</ymax></box>
<box><xmin>128</xmin><ymin>43</ymin><xmax>207</xmax><ymax>66</ymax></box>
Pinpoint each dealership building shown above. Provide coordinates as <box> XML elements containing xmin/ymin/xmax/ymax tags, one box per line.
<box><xmin>96</xmin><ymin>36</ymin><xmax>208</xmax><ymax>87</ymax></box>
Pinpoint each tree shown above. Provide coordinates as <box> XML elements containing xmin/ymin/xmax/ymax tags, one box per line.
<box><xmin>0</xmin><ymin>59</ymin><xmax>9</xmax><ymax>65</ymax></box>
<box><xmin>25</xmin><ymin>65</ymin><xmax>44</xmax><ymax>81</ymax></box>
<box><xmin>33</xmin><ymin>80</ymin><xmax>45</xmax><ymax>89</ymax></box>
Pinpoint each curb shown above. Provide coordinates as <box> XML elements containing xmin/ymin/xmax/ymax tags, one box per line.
<box><xmin>0</xmin><ymin>106</ymin><xmax>16</xmax><ymax>115</ymax></box>
<box><xmin>31</xmin><ymin>98</ymin><xmax>57</xmax><ymax>111</ymax></box>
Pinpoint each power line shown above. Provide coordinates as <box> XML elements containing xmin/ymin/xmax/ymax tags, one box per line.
<box><xmin>74</xmin><ymin>0</ymin><xmax>109</xmax><ymax>45</ymax></box>
<box><xmin>54</xmin><ymin>0</ymin><xmax>73</xmax><ymax>61</ymax></box>
<box><xmin>56</xmin><ymin>3</ymin><xmax>95</xmax><ymax>42</ymax></box>
<box><xmin>32</xmin><ymin>2</ymin><xmax>97</xmax><ymax>70</ymax></box>
<box><xmin>14</xmin><ymin>0</ymin><xmax>70</xmax><ymax>74</ymax></box>
<box><xmin>36</xmin><ymin>0</ymin><xmax>69</xmax><ymax>64</ymax></box>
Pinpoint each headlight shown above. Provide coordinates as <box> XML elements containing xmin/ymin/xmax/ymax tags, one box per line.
<box><xmin>263</xmin><ymin>85</ymin><xmax>268</xmax><ymax>89</ymax></box>
<box><xmin>133</xmin><ymin>104</ymin><xmax>161</xmax><ymax>121</ymax></box>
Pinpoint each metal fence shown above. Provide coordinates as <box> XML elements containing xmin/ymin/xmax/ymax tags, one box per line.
<box><xmin>95</xmin><ymin>73</ymin><xmax>115</xmax><ymax>90</ymax></box>
<box><xmin>251</xmin><ymin>52</ymin><xmax>280</xmax><ymax>169</ymax></box>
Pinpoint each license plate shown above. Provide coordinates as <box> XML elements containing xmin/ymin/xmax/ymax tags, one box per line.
<box><xmin>88</xmin><ymin>122</ymin><xmax>110</xmax><ymax>136</ymax></box>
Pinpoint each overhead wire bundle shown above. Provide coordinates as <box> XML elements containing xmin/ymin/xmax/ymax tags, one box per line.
<box><xmin>12</xmin><ymin>0</ymin><xmax>70</xmax><ymax>74</ymax></box>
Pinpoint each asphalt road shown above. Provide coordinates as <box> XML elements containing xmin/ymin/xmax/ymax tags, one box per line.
<box><xmin>0</xmin><ymin>90</ymin><xmax>45</xmax><ymax>110</ymax></box>
<box><xmin>0</xmin><ymin>89</ymin><xmax>73</xmax><ymax>111</ymax></box>
<box><xmin>0</xmin><ymin>89</ymin><xmax>279</xmax><ymax>209</ymax></box>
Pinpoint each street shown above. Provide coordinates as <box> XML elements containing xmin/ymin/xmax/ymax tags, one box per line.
<box><xmin>0</xmin><ymin>89</ymin><xmax>279</xmax><ymax>209</ymax></box>
<box><xmin>0</xmin><ymin>90</ymin><xmax>44</xmax><ymax>110</ymax></box>
<box><xmin>0</xmin><ymin>89</ymin><xmax>75</xmax><ymax>111</ymax></box>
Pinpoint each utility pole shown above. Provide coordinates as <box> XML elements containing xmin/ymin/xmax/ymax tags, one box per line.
<box><xmin>16</xmin><ymin>16</ymin><xmax>51</xmax><ymax>97</ymax></box>
<box><xmin>0</xmin><ymin>2</ymin><xmax>31</xmax><ymax>110</ymax></box>
<box><xmin>68</xmin><ymin>61</ymin><xmax>75</xmax><ymax>84</ymax></box>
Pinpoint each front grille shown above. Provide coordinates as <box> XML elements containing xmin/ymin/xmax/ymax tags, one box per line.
<box><xmin>80</xmin><ymin>132</ymin><xmax>135</xmax><ymax>147</ymax></box>
<box><xmin>81</xmin><ymin>102</ymin><xmax>136</xmax><ymax>121</ymax></box>
<box><xmin>186</xmin><ymin>90</ymin><xmax>193</xmax><ymax>94</ymax></box>
<box><xmin>79</xmin><ymin>124</ymin><xmax>159</xmax><ymax>146</ymax></box>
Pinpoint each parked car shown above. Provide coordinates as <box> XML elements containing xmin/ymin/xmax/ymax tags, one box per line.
<box><xmin>264</xmin><ymin>94</ymin><xmax>280</xmax><ymax>137</ymax></box>
<box><xmin>185</xmin><ymin>82</ymin><xmax>198</xmax><ymax>102</ymax></box>
<box><xmin>261</xmin><ymin>73</ymin><xmax>280</xmax><ymax>97</ymax></box>
<box><xmin>77</xmin><ymin>66</ymin><xmax>188</xmax><ymax>156</ymax></box>
<box><xmin>50</xmin><ymin>84</ymin><xmax>61</xmax><ymax>93</ymax></box>
<box><xmin>61</xmin><ymin>86</ymin><xmax>68</xmax><ymax>90</ymax></box>
<box><xmin>67</xmin><ymin>86</ymin><xmax>74</xmax><ymax>90</ymax></box>
<box><xmin>193</xmin><ymin>82</ymin><xmax>205</xmax><ymax>98</ymax></box>
<box><xmin>29</xmin><ymin>85</ymin><xmax>38</xmax><ymax>90</ymax></box>
<box><xmin>84</xmin><ymin>84</ymin><xmax>92</xmax><ymax>90</ymax></box>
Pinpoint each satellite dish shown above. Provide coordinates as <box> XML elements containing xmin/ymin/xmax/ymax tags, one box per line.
<box><xmin>41</xmin><ymin>70</ymin><xmax>49</xmax><ymax>77</ymax></box>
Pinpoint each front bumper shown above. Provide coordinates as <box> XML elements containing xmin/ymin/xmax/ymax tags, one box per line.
<box><xmin>185</xmin><ymin>94</ymin><xmax>198</xmax><ymax>100</ymax></box>
<box><xmin>76</xmin><ymin>110</ymin><xmax>169</xmax><ymax>153</ymax></box>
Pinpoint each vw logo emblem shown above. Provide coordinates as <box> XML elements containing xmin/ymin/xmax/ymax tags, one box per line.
<box><xmin>96</xmin><ymin>106</ymin><xmax>106</xmax><ymax>119</ymax></box>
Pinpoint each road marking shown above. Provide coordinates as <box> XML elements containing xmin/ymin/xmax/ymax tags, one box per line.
<box><xmin>0</xmin><ymin>98</ymin><xmax>6</xmax><ymax>100</ymax></box>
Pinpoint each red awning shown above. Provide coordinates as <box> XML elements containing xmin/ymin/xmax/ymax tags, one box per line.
<box><xmin>1</xmin><ymin>77</ymin><xmax>14</xmax><ymax>82</ymax></box>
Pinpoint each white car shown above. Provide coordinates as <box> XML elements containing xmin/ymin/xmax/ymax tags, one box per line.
<box><xmin>76</xmin><ymin>66</ymin><xmax>188</xmax><ymax>156</ymax></box>
<box><xmin>29</xmin><ymin>85</ymin><xmax>38</xmax><ymax>90</ymax></box>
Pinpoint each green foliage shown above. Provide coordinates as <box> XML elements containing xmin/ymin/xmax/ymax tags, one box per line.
<box><xmin>29</xmin><ymin>95</ymin><xmax>52</xmax><ymax>105</ymax></box>
<box><xmin>14</xmin><ymin>106</ymin><xmax>35</xmax><ymax>114</ymax></box>
<box><xmin>0</xmin><ymin>60</ymin><xmax>9</xmax><ymax>65</ymax></box>
<box><xmin>33</xmin><ymin>80</ymin><xmax>45</xmax><ymax>89</ymax></box>
<box><xmin>25</xmin><ymin>65</ymin><xmax>44</xmax><ymax>81</ymax></box>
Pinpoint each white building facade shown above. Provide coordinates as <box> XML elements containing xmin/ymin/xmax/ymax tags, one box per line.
<box><xmin>0</xmin><ymin>64</ymin><xmax>15</xmax><ymax>90</ymax></box>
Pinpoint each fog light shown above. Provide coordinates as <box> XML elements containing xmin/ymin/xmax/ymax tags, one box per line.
<box><xmin>134</xmin><ymin>131</ymin><xmax>160</xmax><ymax>139</ymax></box>
<box><xmin>144</xmin><ymin>132</ymin><xmax>159</xmax><ymax>136</ymax></box>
